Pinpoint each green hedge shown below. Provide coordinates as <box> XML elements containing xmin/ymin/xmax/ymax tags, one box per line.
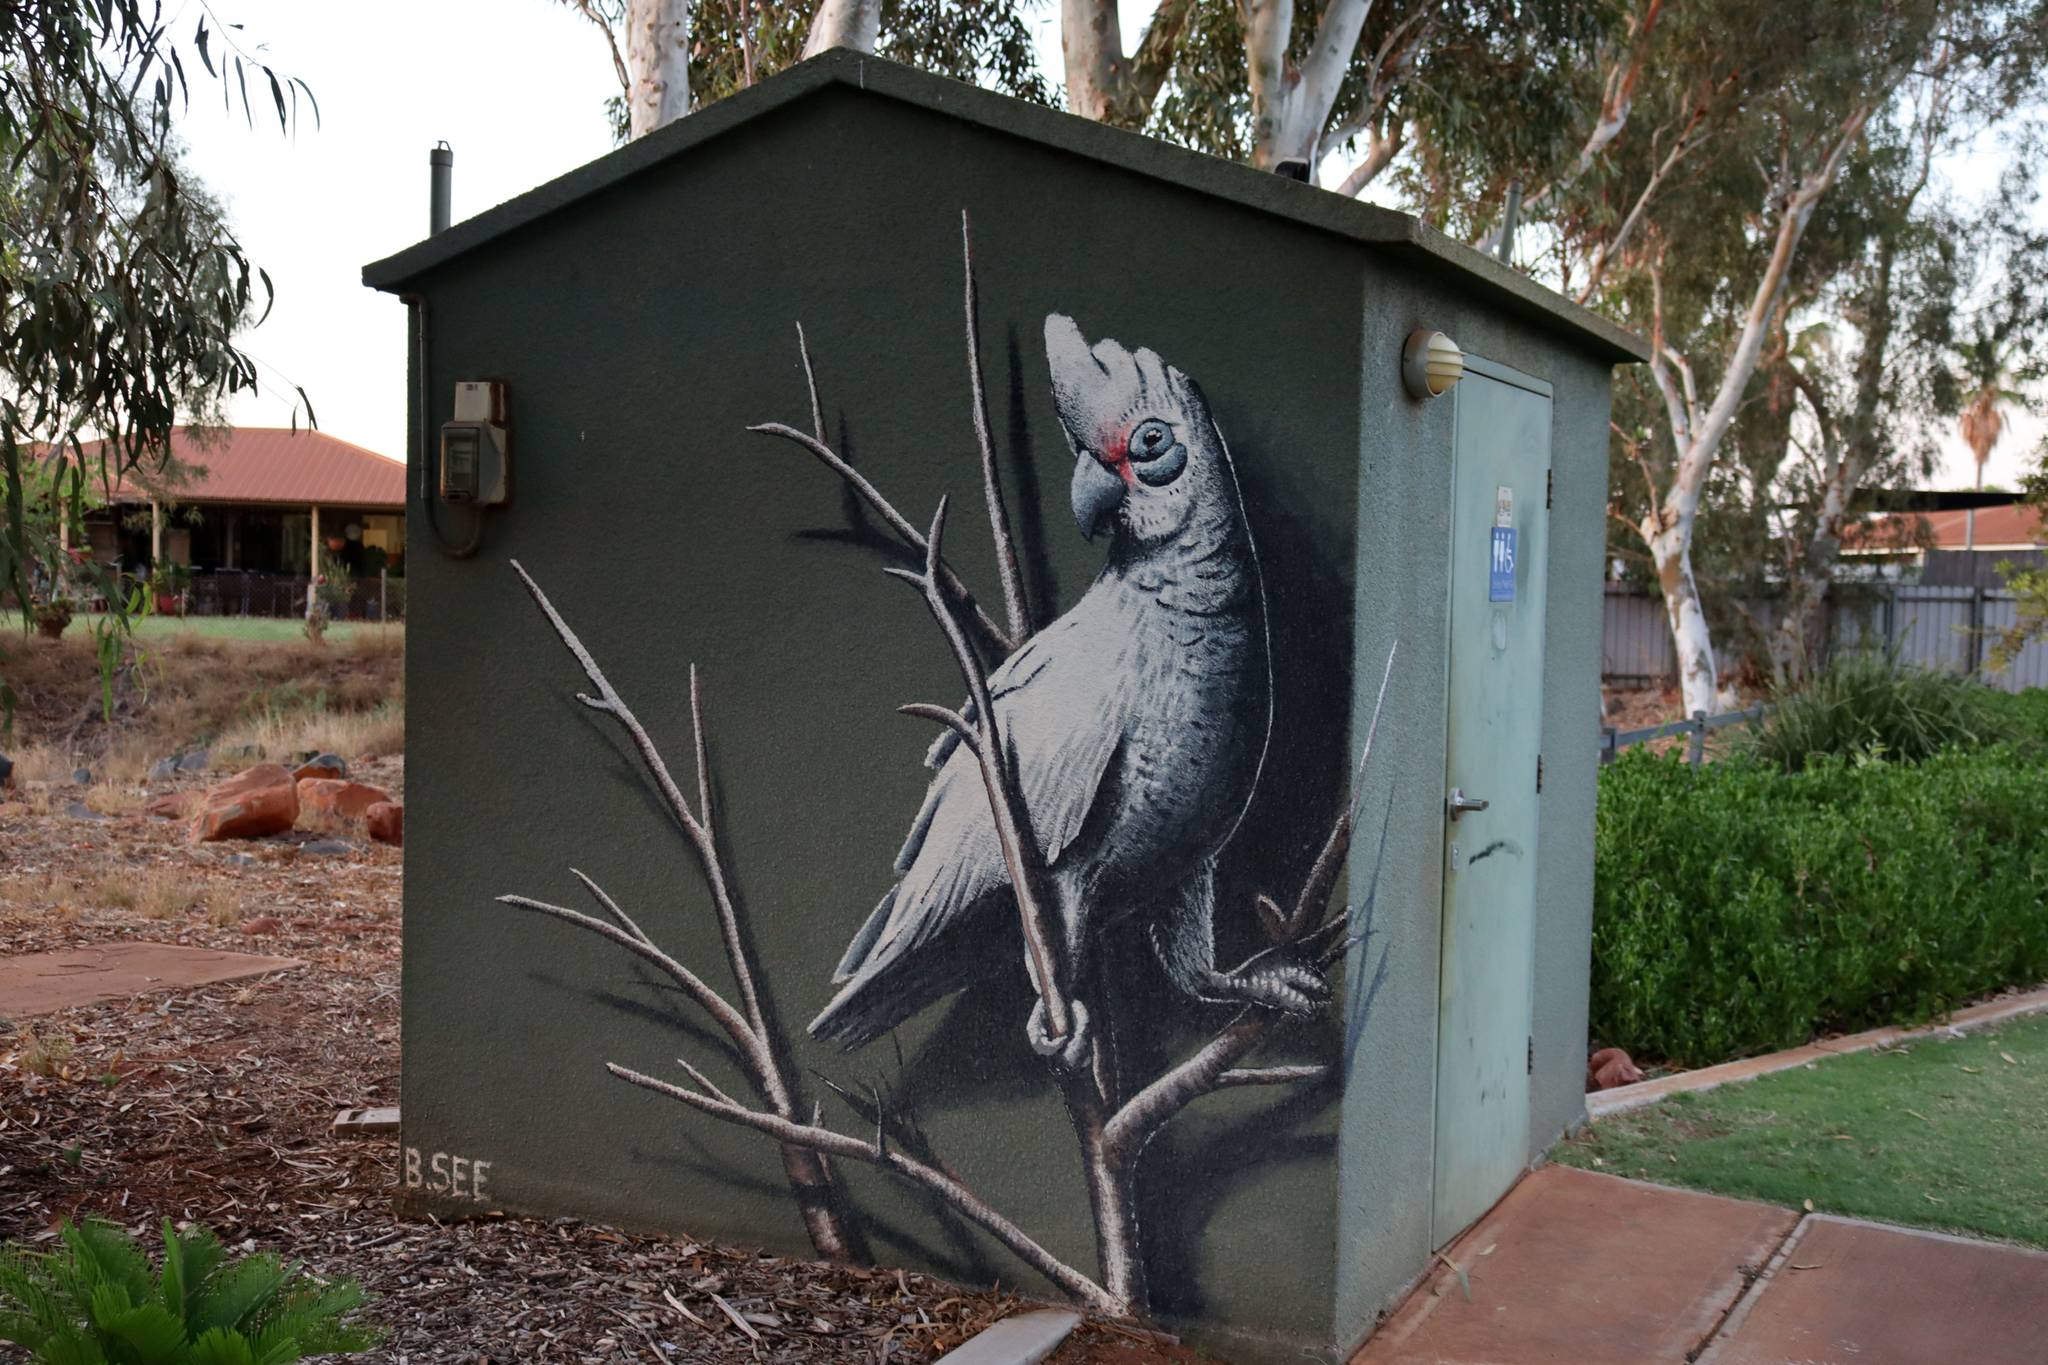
<box><xmin>1592</xmin><ymin>745</ymin><xmax>2048</xmax><ymax>1067</ymax></box>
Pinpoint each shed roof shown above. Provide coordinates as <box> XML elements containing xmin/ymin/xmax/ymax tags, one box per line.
<box><xmin>363</xmin><ymin>48</ymin><xmax>1646</xmax><ymax>365</ymax></box>
<box><xmin>1851</xmin><ymin>501</ymin><xmax>2044</xmax><ymax>553</ymax></box>
<box><xmin>85</xmin><ymin>427</ymin><xmax>406</xmax><ymax>509</ymax></box>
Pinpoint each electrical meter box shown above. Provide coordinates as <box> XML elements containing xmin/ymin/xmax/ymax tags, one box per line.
<box><xmin>365</xmin><ymin>49</ymin><xmax>1643</xmax><ymax>1362</ymax></box>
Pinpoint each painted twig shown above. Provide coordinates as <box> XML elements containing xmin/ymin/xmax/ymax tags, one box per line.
<box><xmin>893</xmin><ymin>496</ymin><xmax>1146</xmax><ymax>1312</ymax></box>
<box><xmin>960</xmin><ymin>209</ymin><xmax>1032</xmax><ymax>643</ymax></box>
<box><xmin>500</xmin><ymin>561</ymin><xmax>864</xmax><ymax>1264</ymax></box>
<box><xmin>605</xmin><ymin>1063</ymin><xmax>1118</xmax><ymax>1313</ymax></box>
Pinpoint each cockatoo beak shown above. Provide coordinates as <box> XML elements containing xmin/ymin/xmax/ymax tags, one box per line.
<box><xmin>1071</xmin><ymin>453</ymin><xmax>1125</xmax><ymax>541</ymax></box>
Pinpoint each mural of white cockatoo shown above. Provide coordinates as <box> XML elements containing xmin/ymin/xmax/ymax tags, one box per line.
<box><xmin>808</xmin><ymin>313</ymin><xmax>1327</xmax><ymax>1061</ymax></box>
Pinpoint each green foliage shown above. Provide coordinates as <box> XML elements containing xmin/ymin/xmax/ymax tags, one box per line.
<box><xmin>1592</xmin><ymin>744</ymin><xmax>2048</xmax><ymax>1066</ymax></box>
<box><xmin>581</xmin><ymin>0</ymin><xmax>1051</xmax><ymax>145</ymax></box>
<box><xmin>1745</xmin><ymin>653</ymin><xmax>2006</xmax><ymax>771</ymax></box>
<box><xmin>0</xmin><ymin>1218</ymin><xmax>378</xmax><ymax>1363</ymax></box>
<box><xmin>1558</xmin><ymin>1014</ymin><xmax>2048</xmax><ymax>1249</ymax></box>
<box><xmin>2</xmin><ymin>4</ymin><xmax>313</xmax><ymax>721</ymax></box>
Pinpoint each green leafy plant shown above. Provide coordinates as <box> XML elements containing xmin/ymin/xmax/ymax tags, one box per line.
<box><xmin>0</xmin><ymin>1218</ymin><xmax>379</xmax><ymax>1363</ymax></box>
<box><xmin>1593</xmin><ymin>745</ymin><xmax>2048</xmax><ymax>1066</ymax></box>
<box><xmin>1744</xmin><ymin>651</ymin><xmax>2005</xmax><ymax>771</ymax></box>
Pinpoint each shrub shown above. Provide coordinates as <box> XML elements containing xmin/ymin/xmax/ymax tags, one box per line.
<box><xmin>1593</xmin><ymin>745</ymin><xmax>2048</xmax><ymax>1067</ymax></box>
<box><xmin>0</xmin><ymin>1218</ymin><xmax>379</xmax><ymax>1363</ymax></box>
<box><xmin>1745</xmin><ymin>653</ymin><xmax>2006</xmax><ymax>771</ymax></box>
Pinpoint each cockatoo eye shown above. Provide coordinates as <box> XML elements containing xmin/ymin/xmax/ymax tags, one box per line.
<box><xmin>1126</xmin><ymin>418</ymin><xmax>1187</xmax><ymax>488</ymax></box>
<box><xmin>1128</xmin><ymin>419</ymin><xmax>1175</xmax><ymax>461</ymax></box>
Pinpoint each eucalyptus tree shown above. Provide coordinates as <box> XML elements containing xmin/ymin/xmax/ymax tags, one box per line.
<box><xmin>561</xmin><ymin>0</ymin><xmax>1049</xmax><ymax>142</ymax></box>
<box><xmin>1546</xmin><ymin>0</ymin><xmax>2040</xmax><ymax>715</ymax></box>
<box><xmin>1</xmin><ymin>2</ymin><xmax>310</xmax><ymax>682</ymax></box>
<box><xmin>1111</xmin><ymin>0</ymin><xmax>1621</xmax><ymax>198</ymax></box>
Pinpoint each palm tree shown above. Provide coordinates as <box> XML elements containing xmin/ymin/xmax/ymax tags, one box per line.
<box><xmin>1955</xmin><ymin>358</ymin><xmax>2023</xmax><ymax>551</ymax></box>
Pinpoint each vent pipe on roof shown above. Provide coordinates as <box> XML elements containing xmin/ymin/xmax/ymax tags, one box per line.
<box><xmin>429</xmin><ymin>142</ymin><xmax>453</xmax><ymax>236</ymax></box>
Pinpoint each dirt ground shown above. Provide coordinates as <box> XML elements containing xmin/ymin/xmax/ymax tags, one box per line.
<box><xmin>0</xmin><ymin>713</ymin><xmax>1207</xmax><ymax>1360</ymax></box>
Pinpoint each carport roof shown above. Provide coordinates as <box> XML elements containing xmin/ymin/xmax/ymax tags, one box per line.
<box><xmin>362</xmin><ymin>48</ymin><xmax>1646</xmax><ymax>365</ymax></box>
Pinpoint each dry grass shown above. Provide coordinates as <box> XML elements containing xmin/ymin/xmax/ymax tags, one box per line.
<box><xmin>14</xmin><ymin>1025</ymin><xmax>74</xmax><ymax>1079</ymax></box>
<box><xmin>86</xmin><ymin>867</ymin><xmax>226</xmax><ymax>921</ymax></box>
<box><xmin>211</xmin><ymin>702</ymin><xmax>404</xmax><ymax>766</ymax></box>
<box><xmin>3</xmin><ymin>630</ymin><xmax>402</xmax><ymax>771</ymax></box>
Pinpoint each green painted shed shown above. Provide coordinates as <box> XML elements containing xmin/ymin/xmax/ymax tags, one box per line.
<box><xmin>364</xmin><ymin>48</ymin><xmax>1644</xmax><ymax>1362</ymax></box>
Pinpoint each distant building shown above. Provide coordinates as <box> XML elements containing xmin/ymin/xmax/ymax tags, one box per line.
<box><xmin>42</xmin><ymin>426</ymin><xmax>406</xmax><ymax>617</ymax></box>
<box><xmin>1844</xmin><ymin>498</ymin><xmax>2043</xmax><ymax>587</ymax></box>
<box><xmin>74</xmin><ymin>426</ymin><xmax>406</xmax><ymax>580</ymax></box>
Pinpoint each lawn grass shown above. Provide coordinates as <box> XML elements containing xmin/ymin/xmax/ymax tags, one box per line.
<box><xmin>1555</xmin><ymin>1010</ymin><xmax>2048</xmax><ymax>1250</ymax></box>
<box><xmin>71</xmin><ymin>612</ymin><xmax>399</xmax><ymax>644</ymax></box>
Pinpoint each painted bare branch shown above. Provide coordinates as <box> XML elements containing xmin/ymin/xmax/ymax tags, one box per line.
<box><xmin>1103</xmin><ymin>641</ymin><xmax>1397</xmax><ymax>1165</ymax></box>
<box><xmin>750</xmin><ymin>329</ymin><xmax>1020</xmax><ymax>659</ymax></box>
<box><xmin>962</xmin><ymin>210</ymin><xmax>1033</xmax><ymax>643</ymax></box>
<box><xmin>606</xmin><ymin>1063</ymin><xmax>1118</xmax><ymax>1312</ymax></box>
<box><xmin>500</xmin><ymin>560</ymin><xmax>863</xmax><ymax>1263</ymax></box>
<box><xmin>889</xmin><ymin>498</ymin><xmax>1074</xmax><ymax>1048</ymax></box>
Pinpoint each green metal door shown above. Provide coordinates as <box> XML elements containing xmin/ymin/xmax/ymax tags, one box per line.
<box><xmin>1431</xmin><ymin>356</ymin><xmax>1553</xmax><ymax>1247</ymax></box>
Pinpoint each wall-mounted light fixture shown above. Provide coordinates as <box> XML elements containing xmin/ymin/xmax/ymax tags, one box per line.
<box><xmin>1402</xmin><ymin>329</ymin><xmax>1465</xmax><ymax>400</ymax></box>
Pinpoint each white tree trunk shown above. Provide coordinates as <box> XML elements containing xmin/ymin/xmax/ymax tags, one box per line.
<box><xmin>1244</xmin><ymin>0</ymin><xmax>1372</xmax><ymax>170</ymax></box>
<box><xmin>1636</xmin><ymin>106</ymin><xmax>1876</xmax><ymax>717</ymax></box>
<box><xmin>802</xmin><ymin>0</ymin><xmax>880</xmax><ymax>57</ymax></box>
<box><xmin>626</xmin><ymin>0</ymin><xmax>690</xmax><ymax>138</ymax></box>
<box><xmin>1059</xmin><ymin>0</ymin><xmax>1193</xmax><ymax>125</ymax></box>
<box><xmin>1648</xmin><ymin>517</ymin><xmax>1719</xmax><ymax>717</ymax></box>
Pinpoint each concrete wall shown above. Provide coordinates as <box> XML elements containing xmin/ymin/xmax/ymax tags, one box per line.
<box><xmin>1330</xmin><ymin>266</ymin><xmax>1612</xmax><ymax>1352</ymax></box>
<box><xmin>387</xmin><ymin>69</ymin><xmax>1619</xmax><ymax>1362</ymax></box>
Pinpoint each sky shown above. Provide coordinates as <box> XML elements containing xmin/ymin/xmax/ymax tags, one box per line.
<box><xmin>178</xmin><ymin>1</ymin><xmax>2041</xmax><ymax>491</ymax></box>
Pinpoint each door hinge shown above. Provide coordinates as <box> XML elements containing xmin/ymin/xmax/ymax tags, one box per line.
<box><xmin>1545</xmin><ymin>468</ymin><xmax>1554</xmax><ymax>509</ymax></box>
<box><xmin>1535</xmin><ymin>754</ymin><xmax>1544</xmax><ymax>793</ymax></box>
<box><xmin>1527</xmin><ymin>1036</ymin><xmax>1534</xmax><ymax>1075</ymax></box>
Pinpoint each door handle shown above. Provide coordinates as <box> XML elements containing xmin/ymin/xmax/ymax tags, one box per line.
<box><xmin>1448</xmin><ymin>787</ymin><xmax>1489</xmax><ymax>820</ymax></box>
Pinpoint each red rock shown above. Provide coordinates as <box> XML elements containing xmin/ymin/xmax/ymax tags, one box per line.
<box><xmin>1588</xmin><ymin>1046</ymin><xmax>1645</xmax><ymax>1092</ymax></box>
<box><xmin>190</xmin><ymin>765</ymin><xmax>299</xmax><ymax>842</ymax></box>
<box><xmin>238</xmin><ymin>915</ymin><xmax>282</xmax><ymax>936</ymax></box>
<box><xmin>365</xmin><ymin>800</ymin><xmax>403</xmax><ymax>846</ymax></box>
<box><xmin>296</xmin><ymin>778</ymin><xmax>391</xmax><ymax>824</ymax></box>
<box><xmin>144</xmin><ymin>792</ymin><xmax>195</xmax><ymax>820</ymax></box>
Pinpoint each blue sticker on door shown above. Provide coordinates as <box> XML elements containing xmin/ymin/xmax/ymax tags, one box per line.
<box><xmin>1489</xmin><ymin>526</ymin><xmax>1516</xmax><ymax>602</ymax></box>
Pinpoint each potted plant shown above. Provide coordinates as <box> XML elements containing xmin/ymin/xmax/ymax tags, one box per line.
<box><xmin>30</xmin><ymin>595</ymin><xmax>73</xmax><ymax>640</ymax></box>
<box><xmin>149</xmin><ymin>563</ymin><xmax>190</xmax><ymax>617</ymax></box>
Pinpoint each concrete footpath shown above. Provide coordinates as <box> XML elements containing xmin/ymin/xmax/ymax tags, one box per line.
<box><xmin>1355</xmin><ymin>1165</ymin><xmax>2048</xmax><ymax>1365</ymax></box>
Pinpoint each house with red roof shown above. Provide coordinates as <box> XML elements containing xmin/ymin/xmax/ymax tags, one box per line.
<box><xmin>65</xmin><ymin>427</ymin><xmax>406</xmax><ymax>613</ymax></box>
<box><xmin>1844</xmin><ymin>497</ymin><xmax>2044</xmax><ymax>588</ymax></box>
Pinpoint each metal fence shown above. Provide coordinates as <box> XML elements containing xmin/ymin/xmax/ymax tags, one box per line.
<box><xmin>85</xmin><ymin>570</ymin><xmax>406</xmax><ymax>622</ymax></box>
<box><xmin>1602</xmin><ymin>583</ymin><xmax>2048</xmax><ymax>692</ymax></box>
<box><xmin>1600</xmin><ymin>703</ymin><xmax>1773</xmax><ymax>767</ymax></box>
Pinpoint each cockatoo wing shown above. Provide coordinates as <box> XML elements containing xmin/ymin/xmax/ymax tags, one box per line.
<box><xmin>809</xmin><ymin>607</ymin><xmax>1134</xmax><ymax>1046</ymax></box>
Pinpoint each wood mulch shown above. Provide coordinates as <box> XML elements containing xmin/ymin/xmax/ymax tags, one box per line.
<box><xmin>0</xmin><ymin>762</ymin><xmax>1207</xmax><ymax>1363</ymax></box>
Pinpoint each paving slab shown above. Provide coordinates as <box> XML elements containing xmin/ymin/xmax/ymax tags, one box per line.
<box><xmin>933</xmin><ymin>1309</ymin><xmax>1081</xmax><ymax>1365</ymax></box>
<box><xmin>1355</xmin><ymin>1166</ymin><xmax>1796</xmax><ymax>1365</ymax></box>
<box><xmin>0</xmin><ymin>942</ymin><xmax>303</xmax><ymax>1018</ymax></box>
<box><xmin>1699</xmin><ymin>1215</ymin><xmax>2048</xmax><ymax>1365</ymax></box>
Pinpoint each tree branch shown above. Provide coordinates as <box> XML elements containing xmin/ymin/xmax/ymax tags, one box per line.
<box><xmin>607</xmin><ymin>1063</ymin><xmax>1117</xmax><ymax>1313</ymax></box>
<box><xmin>498</xmin><ymin>891</ymin><xmax>763</xmax><ymax>1060</ymax></box>
<box><xmin>750</xmin><ymin>325</ymin><xmax>1019</xmax><ymax>658</ymax></box>
<box><xmin>961</xmin><ymin>210</ymin><xmax>1031</xmax><ymax>643</ymax></box>
<box><xmin>1104</xmin><ymin>640</ymin><xmax>1398</xmax><ymax>1162</ymax></box>
<box><xmin>503</xmin><ymin>561</ymin><xmax>864</xmax><ymax>1262</ymax></box>
<box><xmin>893</xmin><ymin>500</ymin><xmax>1073</xmax><ymax>1046</ymax></box>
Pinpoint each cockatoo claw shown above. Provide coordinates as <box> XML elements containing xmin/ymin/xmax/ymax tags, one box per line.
<box><xmin>1217</xmin><ymin>954</ymin><xmax>1330</xmax><ymax>1015</ymax></box>
<box><xmin>1026</xmin><ymin>997</ymin><xmax>1093</xmax><ymax>1071</ymax></box>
